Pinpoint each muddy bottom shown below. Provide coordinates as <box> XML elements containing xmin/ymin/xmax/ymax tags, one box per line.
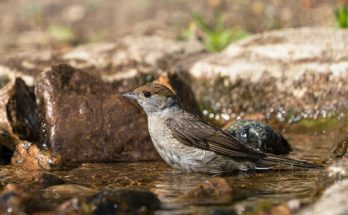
<box><xmin>0</xmin><ymin>120</ymin><xmax>339</xmax><ymax>214</ymax></box>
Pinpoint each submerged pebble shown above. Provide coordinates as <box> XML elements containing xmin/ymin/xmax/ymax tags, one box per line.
<box><xmin>11</xmin><ymin>141</ymin><xmax>62</xmax><ymax>171</ymax></box>
<box><xmin>0</xmin><ymin>184</ymin><xmax>28</xmax><ymax>215</ymax></box>
<box><xmin>0</xmin><ymin>183</ymin><xmax>43</xmax><ymax>215</ymax></box>
<box><xmin>224</xmin><ymin>120</ymin><xmax>292</xmax><ymax>155</ymax></box>
<box><xmin>52</xmin><ymin>189</ymin><xmax>161</xmax><ymax>215</ymax></box>
<box><xmin>45</xmin><ymin>184</ymin><xmax>96</xmax><ymax>197</ymax></box>
<box><xmin>84</xmin><ymin>189</ymin><xmax>161</xmax><ymax>215</ymax></box>
<box><xmin>178</xmin><ymin>177</ymin><xmax>232</xmax><ymax>200</ymax></box>
<box><xmin>34</xmin><ymin>173</ymin><xmax>65</xmax><ymax>188</ymax></box>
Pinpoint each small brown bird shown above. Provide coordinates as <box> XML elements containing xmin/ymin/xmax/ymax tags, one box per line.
<box><xmin>123</xmin><ymin>83</ymin><xmax>319</xmax><ymax>174</ymax></box>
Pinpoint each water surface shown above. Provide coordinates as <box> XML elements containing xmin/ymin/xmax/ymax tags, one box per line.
<box><xmin>0</xmin><ymin>119</ymin><xmax>342</xmax><ymax>214</ymax></box>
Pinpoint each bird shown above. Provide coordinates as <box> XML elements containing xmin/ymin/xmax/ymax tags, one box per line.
<box><xmin>122</xmin><ymin>83</ymin><xmax>320</xmax><ymax>174</ymax></box>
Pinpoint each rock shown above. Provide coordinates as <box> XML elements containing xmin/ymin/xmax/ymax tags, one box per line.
<box><xmin>1</xmin><ymin>36</ymin><xmax>202</xmax><ymax>119</ymax></box>
<box><xmin>180</xmin><ymin>27</ymin><xmax>348</xmax><ymax>122</ymax></box>
<box><xmin>50</xmin><ymin>189</ymin><xmax>160</xmax><ymax>215</ymax></box>
<box><xmin>0</xmin><ymin>37</ymin><xmax>201</xmax><ymax>164</ymax></box>
<box><xmin>191</xmin><ymin>207</ymin><xmax>238</xmax><ymax>215</ymax></box>
<box><xmin>11</xmin><ymin>141</ymin><xmax>62</xmax><ymax>171</ymax></box>
<box><xmin>83</xmin><ymin>189</ymin><xmax>160</xmax><ymax>215</ymax></box>
<box><xmin>325</xmin><ymin>157</ymin><xmax>348</xmax><ymax>179</ymax></box>
<box><xmin>178</xmin><ymin>177</ymin><xmax>232</xmax><ymax>200</ymax></box>
<box><xmin>0</xmin><ymin>184</ymin><xmax>42</xmax><ymax>215</ymax></box>
<box><xmin>298</xmin><ymin>179</ymin><xmax>348</xmax><ymax>215</ymax></box>
<box><xmin>54</xmin><ymin>198</ymin><xmax>81</xmax><ymax>215</ymax></box>
<box><xmin>35</xmin><ymin>64</ymin><xmax>160</xmax><ymax>163</ymax></box>
<box><xmin>224</xmin><ymin>120</ymin><xmax>291</xmax><ymax>154</ymax></box>
<box><xmin>298</xmin><ymin>155</ymin><xmax>348</xmax><ymax>215</ymax></box>
<box><xmin>1</xmin><ymin>36</ymin><xmax>202</xmax><ymax>87</ymax></box>
<box><xmin>270</xmin><ymin>204</ymin><xmax>292</xmax><ymax>215</ymax></box>
<box><xmin>332</xmin><ymin>137</ymin><xmax>348</xmax><ymax>158</ymax></box>
<box><xmin>6</xmin><ymin>78</ymin><xmax>40</xmax><ymax>142</ymax></box>
<box><xmin>243</xmin><ymin>200</ymin><xmax>299</xmax><ymax>215</ymax></box>
<box><xmin>0</xmin><ymin>80</ymin><xmax>23</xmax><ymax>151</ymax></box>
<box><xmin>0</xmin><ymin>76</ymin><xmax>43</xmax><ymax>165</ymax></box>
<box><xmin>45</xmin><ymin>184</ymin><xmax>95</xmax><ymax>198</ymax></box>
<box><xmin>0</xmin><ymin>184</ymin><xmax>28</xmax><ymax>215</ymax></box>
<box><xmin>34</xmin><ymin>173</ymin><xmax>66</xmax><ymax>188</ymax></box>
<box><xmin>0</xmin><ymin>36</ymin><xmax>203</xmax><ymax>116</ymax></box>
<box><xmin>207</xmin><ymin>208</ymin><xmax>238</xmax><ymax>215</ymax></box>
<box><xmin>1</xmin><ymin>37</ymin><xmax>201</xmax><ymax>164</ymax></box>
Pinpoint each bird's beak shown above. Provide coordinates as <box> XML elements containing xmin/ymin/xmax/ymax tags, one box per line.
<box><xmin>122</xmin><ymin>92</ymin><xmax>138</xmax><ymax>100</ymax></box>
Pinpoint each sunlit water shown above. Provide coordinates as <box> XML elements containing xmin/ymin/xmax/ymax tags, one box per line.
<box><xmin>0</xmin><ymin>120</ymin><xmax>342</xmax><ymax>214</ymax></box>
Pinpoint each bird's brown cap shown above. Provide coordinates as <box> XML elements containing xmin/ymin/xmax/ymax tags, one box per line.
<box><xmin>133</xmin><ymin>83</ymin><xmax>175</xmax><ymax>97</ymax></box>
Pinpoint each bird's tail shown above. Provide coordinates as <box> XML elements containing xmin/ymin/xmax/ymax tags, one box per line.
<box><xmin>255</xmin><ymin>155</ymin><xmax>321</xmax><ymax>170</ymax></box>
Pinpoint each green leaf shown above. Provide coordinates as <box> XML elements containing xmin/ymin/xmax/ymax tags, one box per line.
<box><xmin>188</xmin><ymin>11</ymin><xmax>251</xmax><ymax>52</ymax></box>
<box><xmin>336</xmin><ymin>6</ymin><xmax>348</xmax><ymax>28</ymax></box>
<box><xmin>48</xmin><ymin>25</ymin><xmax>74</xmax><ymax>41</ymax></box>
<box><xmin>192</xmin><ymin>12</ymin><xmax>212</xmax><ymax>34</ymax></box>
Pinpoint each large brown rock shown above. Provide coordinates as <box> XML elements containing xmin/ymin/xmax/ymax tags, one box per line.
<box><xmin>35</xmin><ymin>64</ymin><xmax>160</xmax><ymax>163</ymax></box>
<box><xmin>0</xmin><ymin>36</ymin><xmax>202</xmax><ymax>164</ymax></box>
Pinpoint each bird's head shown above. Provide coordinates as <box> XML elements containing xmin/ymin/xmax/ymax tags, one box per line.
<box><xmin>122</xmin><ymin>83</ymin><xmax>180</xmax><ymax>114</ymax></box>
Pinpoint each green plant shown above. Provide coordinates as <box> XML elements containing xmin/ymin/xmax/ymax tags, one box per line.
<box><xmin>336</xmin><ymin>5</ymin><xmax>348</xmax><ymax>28</ymax></box>
<box><xmin>48</xmin><ymin>25</ymin><xmax>74</xmax><ymax>42</ymax></box>
<box><xmin>191</xmin><ymin>11</ymin><xmax>249</xmax><ymax>52</ymax></box>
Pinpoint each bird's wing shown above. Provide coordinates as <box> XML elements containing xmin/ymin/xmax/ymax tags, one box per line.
<box><xmin>165</xmin><ymin>114</ymin><xmax>266</xmax><ymax>160</ymax></box>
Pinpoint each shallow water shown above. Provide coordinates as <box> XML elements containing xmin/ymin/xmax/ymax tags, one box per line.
<box><xmin>0</xmin><ymin>119</ymin><xmax>343</xmax><ymax>214</ymax></box>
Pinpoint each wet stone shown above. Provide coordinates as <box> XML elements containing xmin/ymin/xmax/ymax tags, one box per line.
<box><xmin>11</xmin><ymin>141</ymin><xmax>62</xmax><ymax>171</ymax></box>
<box><xmin>178</xmin><ymin>177</ymin><xmax>233</xmax><ymax>201</ymax></box>
<box><xmin>298</xmin><ymin>155</ymin><xmax>348</xmax><ymax>215</ymax></box>
<box><xmin>34</xmin><ymin>173</ymin><xmax>65</xmax><ymax>188</ymax></box>
<box><xmin>0</xmin><ymin>184</ymin><xmax>40</xmax><ymax>215</ymax></box>
<box><xmin>224</xmin><ymin>120</ymin><xmax>292</xmax><ymax>155</ymax></box>
<box><xmin>0</xmin><ymin>185</ymin><xmax>26</xmax><ymax>215</ymax></box>
<box><xmin>0</xmin><ymin>78</ymin><xmax>30</xmax><ymax>152</ymax></box>
<box><xmin>325</xmin><ymin>157</ymin><xmax>348</xmax><ymax>179</ymax></box>
<box><xmin>190</xmin><ymin>207</ymin><xmax>238</xmax><ymax>215</ymax></box>
<box><xmin>83</xmin><ymin>189</ymin><xmax>161</xmax><ymax>215</ymax></box>
<box><xmin>35</xmin><ymin>64</ymin><xmax>161</xmax><ymax>163</ymax></box>
<box><xmin>6</xmin><ymin>78</ymin><xmax>40</xmax><ymax>142</ymax></box>
<box><xmin>298</xmin><ymin>179</ymin><xmax>348</xmax><ymax>215</ymax></box>
<box><xmin>45</xmin><ymin>184</ymin><xmax>96</xmax><ymax>199</ymax></box>
<box><xmin>243</xmin><ymin>201</ymin><xmax>295</xmax><ymax>215</ymax></box>
<box><xmin>54</xmin><ymin>198</ymin><xmax>81</xmax><ymax>215</ymax></box>
<box><xmin>207</xmin><ymin>208</ymin><xmax>238</xmax><ymax>215</ymax></box>
<box><xmin>0</xmin><ymin>77</ymin><xmax>42</xmax><ymax>165</ymax></box>
<box><xmin>332</xmin><ymin>137</ymin><xmax>348</xmax><ymax>158</ymax></box>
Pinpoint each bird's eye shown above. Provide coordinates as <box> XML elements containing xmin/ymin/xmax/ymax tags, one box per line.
<box><xmin>143</xmin><ymin>92</ymin><xmax>152</xmax><ymax>98</ymax></box>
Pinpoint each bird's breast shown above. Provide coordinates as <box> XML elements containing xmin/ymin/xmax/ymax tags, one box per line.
<box><xmin>147</xmin><ymin>115</ymin><xmax>216</xmax><ymax>171</ymax></box>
